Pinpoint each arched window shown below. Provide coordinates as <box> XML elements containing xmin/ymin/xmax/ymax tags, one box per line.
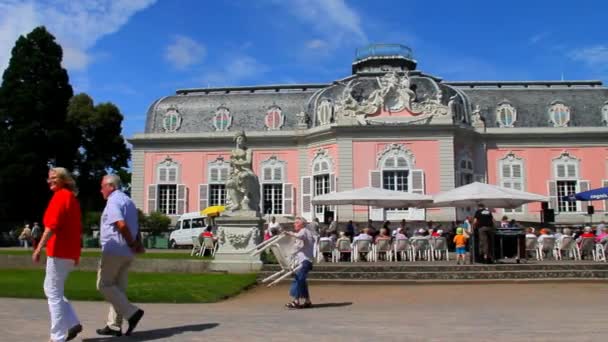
<box><xmin>311</xmin><ymin>149</ymin><xmax>335</xmax><ymax>218</ymax></box>
<box><xmin>548</xmin><ymin>102</ymin><xmax>570</xmax><ymax>127</ymax></box>
<box><xmin>260</xmin><ymin>156</ymin><xmax>291</xmax><ymax>215</ymax></box>
<box><xmin>148</xmin><ymin>157</ymin><xmax>186</xmax><ymax>215</ymax></box>
<box><xmin>499</xmin><ymin>152</ymin><xmax>525</xmax><ymax>213</ymax></box>
<box><xmin>496</xmin><ymin>102</ymin><xmax>516</xmax><ymax>128</ymax></box>
<box><xmin>316</xmin><ymin>99</ymin><xmax>333</xmax><ymax>126</ymax></box>
<box><xmin>213</xmin><ymin>105</ymin><xmax>232</xmax><ymax>131</ymax></box>
<box><xmin>264</xmin><ymin>106</ymin><xmax>284</xmax><ymax>131</ymax></box>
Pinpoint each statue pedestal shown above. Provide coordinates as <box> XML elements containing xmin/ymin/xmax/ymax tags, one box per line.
<box><xmin>210</xmin><ymin>215</ymin><xmax>264</xmax><ymax>273</ymax></box>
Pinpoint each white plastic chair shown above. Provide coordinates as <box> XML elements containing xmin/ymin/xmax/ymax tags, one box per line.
<box><xmin>430</xmin><ymin>237</ymin><xmax>449</xmax><ymax>261</ymax></box>
<box><xmin>335</xmin><ymin>238</ymin><xmax>353</xmax><ymax>262</ymax></box>
<box><xmin>374</xmin><ymin>238</ymin><xmax>393</xmax><ymax>262</ymax></box>
<box><xmin>353</xmin><ymin>239</ymin><xmax>373</xmax><ymax>262</ymax></box>
<box><xmin>594</xmin><ymin>242</ymin><xmax>606</xmax><ymax>262</ymax></box>
<box><xmin>200</xmin><ymin>236</ymin><xmax>218</xmax><ymax>257</ymax></box>
<box><xmin>316</xmin><ymin>239</ymin><xmax>334</xmax><ymax>263</ymax></box>
<box><xmin>411</xmin><ymin>238</ymin><xmax>432</xmax><ymax>261</ymax></box>
<box><xmin>191</xmin><ymin>236</ymin><xmax>202</xmax><ymax>256</ymax></box>
<box><xmin>393</xmin><ymin>238</ymin><xmax>413</xmax><ymax>262</ymax></box>
<box><xmin>578</xmin><ymin>237</ymin><xmax>597</xmax><ymax>261</ymax></box>
<box><xmin>556</xmin><ymin>236</ymin><xmax>578</xmax><ymax>260</ymax></box>
<box><xmin>525</xmin><ymin>236</ymin><xmax>539</xmax><ymax>260</ymax></box>
<box><xmin>537</xmin><ymin>236</ymin><xmax>556</xmax><ymax>261</ymax></box>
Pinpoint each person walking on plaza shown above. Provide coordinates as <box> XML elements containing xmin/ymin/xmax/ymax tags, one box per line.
<box><xmin>19</xmin><ymin>224</ymin><xmax>32</xmax><ymax>248</ymax></box>
<box><xmin>32</xmin><ymin>222</ymin><xmax>43</xmax><ymax>249</ymax></box>
<box><xmin>32</xmin><ymin>167</ymin><xmax>83</xmax><ymax>342</ymax></box>
<box><xmin>284</xmin><ymin>217</ymin><xmax>315</xmax><ymax>309</ymax></box>
<box><xmin>96</xmin><ymin>174</ymin><xmax>144</xmax><ymax>337</ymax></box>
<box><xmin>473</xmin><ymin>203</ymin><xmax>496</xmax><ymax>264</ymax></box>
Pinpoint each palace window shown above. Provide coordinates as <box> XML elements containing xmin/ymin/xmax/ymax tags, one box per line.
<box><xmin>208</xmin><ymin>158</ymin><xmax>229</xmax><ymax>206</ymax></box>
<box><xmin>158</xmin><ymin>184</ymin><xmax>177</xmax><ymax>215</ymax></box>
<box><xmin>312</xmin><ymin>152</ymin><xmax>333</xmax><ymax>217</ymax></box>
<box><xmin>548</xmin><ymin>102</ymin><xmax>570</xmax><ymax>127</ymax></box>
<box><xmin>148</xmin><ymin>157</ymin><xmax>186</xmax><ymax>215</ymax></box>
<box><xmin>381</xmin><ymin>151</ymin><xmax>412</xmax><ymax>212</ymax></box>
<box><xmin>260</xmin><ymin>156</ymin><xmax>287</xmax><ymax>215</ymax></box>
<box><xmin>551</xmin><ymin>151</ymin><xmax>588</xmax><ymax>213</ymax></box>
<box><xmin>212</xmin><ymin>106</ymin><xmax>232</xmax><ymax>131</ymax></box>
<box><xmin>496</xmin><ymin>102</ymin><xmax>516</xmax><ymax>128</ymax></box>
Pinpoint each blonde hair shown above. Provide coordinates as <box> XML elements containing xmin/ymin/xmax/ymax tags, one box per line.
<box><xmin>50</xmin><ymin>167</ymin><xmax>78</xmax><ymax>194</ymax></box>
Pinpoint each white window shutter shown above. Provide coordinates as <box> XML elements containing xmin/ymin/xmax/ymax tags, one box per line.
<box><xmin>556</xmin><ymin>164</ymin><xmax>565</xmax><ymax>178</ymax></box>
<box><xmin>501</xmin><ymin>164</ymin><xmax>511</xmax><ymax>178</ymax></box>
<box><xmin>147</xmin><ymin>184</ymin><xmax>157</xmax><ymax>213</ymax></box>
<box><xmin>177</xmin><ymin>184</ymin><xmax>187</xmax><ymax>215</ymax></box>
<box><xmin>220</xmin><ymin>168</ymin><xmax>229</xmax><ymax>182</ymax></box>
<box><xmin>301</xmin><ymin>176</ymin><xmax>312</xmax><ymax>221</ymax></box>
<box><xmin>512</xmin><ymin>164</ymin><xmax>522</xmax><ymax>178</ymax></box>
<box><xmin>409</xmin><ymin>169</ymin><xmax>426</xmax><ymax>221</ymax></box>
<box><xmin>283</xmin><ymin>183</ymin><xmax>293</xmax><ymax>215</ymax></box>
<box><xmin>578</xmin><ymin>180</ymin><xmax>590</xmax><ymax>211</ymax></box>
<box><xmin>369</xmin><ymin>170</ymin><xmax>384</xmax><ymax>221</ymax></box>
<box><xmin>548</xmin><ymin>180</ymin><xmax>557</xmax><ymax>210</ymax></box>
<box><xmin>273</xmin><ymin>167</ymin><xmax>282</xmax><ymax>181</ymax></box>
<box><xmin>567</xmin><ymin>164</ymin><xmax>576</xmax><ymax>178</ymax></box>
<box><xmin>210</xmin><ymin>168</ymin><xmax>218</xmax><ymax>182</ymax></box>
<box><xmin>330</xmin><ymin>173</ymin><xmax>336</xmax><ymax>192</ymax></box>
<box><xmin>410</xmin><ymin>169</ymin><xmax>425</xmax><ymax>194</ymax></box>
<box><xmin>199</xmin><ymin>184</ymin><xmax>208</xmax><ymax>211</ymax></box>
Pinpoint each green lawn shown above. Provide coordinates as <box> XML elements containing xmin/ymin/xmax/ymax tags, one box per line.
<box><xmin>0</xmin><ymin>269</ymin><xmax>257</xmax><ymax>303</ymax></box>
<box><xmin>0</xmin><ymin>249</ymin><xmax>210</xmax><ymax>260</ymax></box>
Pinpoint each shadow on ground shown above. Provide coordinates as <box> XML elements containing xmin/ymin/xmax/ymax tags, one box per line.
<box><xmin>310</xmin><ymin>302</ymin><xmax>352</xmax><ymax>309</ymax></box>
<box><xmin>82</xmin><ymin>323</ymin><xmax>219</xmax><ymax>342</ymax></box>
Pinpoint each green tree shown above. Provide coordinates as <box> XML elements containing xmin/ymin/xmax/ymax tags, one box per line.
<box><xmin>145</xmin><ymin>212</ymin><xmax>171</xmax><ymax>236</ymax></box>
<box><xmin>0</xmin><ymin>26</ymin><xmax>77</xmax><ymax>224</ymax></box>
<box><xmin>67</xmin><ymin>93</ymin><xmax>130</xmax><ymax>212</ymax></box>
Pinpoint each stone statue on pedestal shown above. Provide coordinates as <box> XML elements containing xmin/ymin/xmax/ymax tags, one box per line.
<box><xmin>225</xmin><ymin>131</ymin><xmax>261</xmax><ymax>216</ymax></box>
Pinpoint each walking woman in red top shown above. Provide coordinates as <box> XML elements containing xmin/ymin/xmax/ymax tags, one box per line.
<box><xmin>32</xmin><ymin>167</ymin><xmax>83</xmax><ymax>342</ymax></box>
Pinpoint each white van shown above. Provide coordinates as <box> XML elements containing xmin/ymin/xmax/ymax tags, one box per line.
<box><xmin>169</xmin><ymin>212</ymin><xmax>209</xmax><ymax>248</ymax></box>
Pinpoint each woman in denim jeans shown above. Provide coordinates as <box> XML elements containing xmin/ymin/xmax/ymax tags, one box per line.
<box><xmin>284</xmin><ymin>218</ymin><xmax>315</xmax><ymax>309</ymax></box>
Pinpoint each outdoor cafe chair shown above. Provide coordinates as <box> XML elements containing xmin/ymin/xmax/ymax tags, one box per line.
<box><xmin>374</xmin><ymin>238</ymin><xmax>393</xmax><ymax>262</ymax></box>
<box><xmin>316</xmin><ymin>239</ymin><xmax>335</xmax><ymax>263</ymax></box>
<box><xmin>353</xmin><ymin>239</ymin><xmax>373</xmax><ymax>262</ymax></box>
<box><xmin>201</xmin><ymin>236</ymin><xmax>218</xmax><ymax>257</ymax></box>
<box><xmin>430</xmin><ymin>237</ymin><xmax>449</xmax><ymax>261</ymax></box>
<box><xmin>191</xmin><ymin>236</ymin><xmax>202</xmax><ymax>256</ymax></box>
<box><xmin>537</xmin><ymin>236</ymin><xmax>557</xmax><ymax>261</ymax></box>
<box><xmin>556</xmin><ymin>236</ymin><xmax>578</xmax><ymax>260</ymax></box>
<box><xmin>411</xmin><ymin>238</ymin><xmax>433</xmax><ymax>261</ymax></box>
<box><xmin>335</xmin><ymin>238</ymin><xmax>353</xmax><ymax>262</ymax></box>
<box><xmin>525</xmin><ymin>236</ymin><xmax>539</xmax><ymax>261</ymax></box>
<box><xmin>577</xmin><ymin>237</ymin><xmax>598</xmax><ymax>261</ymax></box>
<box><xmin>393</xmin><ymin>238</ymin><xmax>413</xmax><ymax>262</ymax></box>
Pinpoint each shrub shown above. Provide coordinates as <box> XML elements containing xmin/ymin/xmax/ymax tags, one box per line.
<box><xmin>146</xmin><ymin>211</ymin><xmax>171</xmax><ymax>236</ymax></box>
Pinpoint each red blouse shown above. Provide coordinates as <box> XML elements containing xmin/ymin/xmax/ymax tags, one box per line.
<box><xmin>43</xmin><ymin>188</ymin><xmax>82</xmax><ymax>262</ymax></box>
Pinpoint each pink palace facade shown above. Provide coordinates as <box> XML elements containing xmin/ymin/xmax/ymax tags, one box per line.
<box><xmin>130</xmin><ymin>44</ymin><xmax>608</xmax><ymax>224</ymax></box>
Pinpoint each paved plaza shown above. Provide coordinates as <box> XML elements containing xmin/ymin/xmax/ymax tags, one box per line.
<box><xmin>0</xmin><ymin>282</ymin><xmax>606</xmax><ymax>341</ymax></box>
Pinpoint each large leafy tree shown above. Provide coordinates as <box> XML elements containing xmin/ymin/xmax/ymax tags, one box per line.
<box><xmin>0</xmin><ymin>26</ymin><xmax>78</xmax><ymax>224</ymax></box>
<box><xmin>68</xmin><ymin>93</ymin><xmax>130</xmax><ymax>212</ymax></box>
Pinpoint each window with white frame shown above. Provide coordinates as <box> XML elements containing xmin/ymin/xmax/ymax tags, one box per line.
<box><xmin>500</xmin><ymin>153</ymin><xmax>524</xmax><ymax>213</ymax></box>
<box><xmin>496</xmin><ymin>102</ymin><xmax>517</xmax><ymax>128</ymax></box>
<box><xmin>312</xmin><ymin>153</ymin><xmax>332</xmax><ymax>216</ymax></box>
<box><xmin>458</xmin><ymin>157</ymin><xmax>474</xmax><ymax>186</ymax></box>
<box><xmin>150</xmin><ymin>157</ymin><xmax>186</xmax><ymax>215</ymax></box>
<box><xmin>208</xmin><ymin>158</ymin><xmax>229</xmax><ymax>206</ymax></box>
<box><xmin>260</xmin><ymin>156</ymin><xmax>286</xmax><ymax>215</ymax></box>
<box><xmin>553</xmin><ymin>152</ymin><xmax>579</xmax><ymax>212</ymax></box>
<box><xmin>381</xmin><ymin>150</ymin><xmax>411</xmax><ymax>212</ymax></box>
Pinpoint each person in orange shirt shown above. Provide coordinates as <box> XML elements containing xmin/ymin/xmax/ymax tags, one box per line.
<box><xmin>453</xmin><ymin>227</ymin><xmax>469</xmax><ymax>265</ymax></box>
<box><xmin>32</xmin><ymin>167</ymin><xmax>83</xmax><ymax>342</ymax></box>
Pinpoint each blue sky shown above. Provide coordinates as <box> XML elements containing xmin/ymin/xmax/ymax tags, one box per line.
<box><xmin>1</xmin><ymin>0</ymin><xmax>607</xmax><ymax>139</ymax></box>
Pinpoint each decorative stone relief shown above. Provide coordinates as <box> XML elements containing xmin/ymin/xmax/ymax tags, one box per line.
<box><xmin>376</xmin><ymin>143</ymin><xmax>415</xmax><ymax>169</ymax></box>
<box><xmin>334</xmin><ymin>71</ymin><xmax>417</xmax><ymax>125</ymax></box>
<box><xmin>311</xmin><ymin>149</ymin><xmax>334</xmax><ymax>174</ymax></box>
<box><xmin>471</xmin><ymin>105</ymin><xmax>485</xmax><ymax>128</ymax></box>
<box><xmin>448</xmin><ymin>95</ymin><xmax>465</xmax><ymax>123</ymax></box>
<box><xmin>316</xmin><ymin>99</ymin><xmax>333</xmax><ymax>126</ymax></box>
<box><xmin>296</xmin><ymin>111</ymin><xmax>309</xmax><ymax>129</ymax></box>
<box><xmin>264</xmin><ymin>105</ymin><xmax>284</xmax><ymax>130</ymax></box>
<box><xmin>601</xmin><ymin>101</ymin><xmax>608</xmax><ymax>126</ymax></box>
<box><xmin>411</xmin><ymin>99</ymin><xmax>449</xmax><ymax>117</ymax></box>
<box><xmin>217</xmin><ymin>227</ymin><xmax>260</xmax><ymax>250</ymax></box>
<box><xmin>162</xmin><ymin>106</ymin><xmax>182</xmax><ymax>133</ymax></box>
<box><xmin>548</xmin><ymin>102</ymin><xmax>570</xmax><ymax>127</ymax></box>
<box><xmin>213</xmin><ymin>105</ymin><xmax>232</xmax><ymax>131</ymax></box>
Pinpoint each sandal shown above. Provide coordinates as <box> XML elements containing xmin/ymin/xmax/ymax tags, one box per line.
<box><xmin>285</xmin><ymin>301</ymin><xmax>301</xmax><ymax>309</ymax></box>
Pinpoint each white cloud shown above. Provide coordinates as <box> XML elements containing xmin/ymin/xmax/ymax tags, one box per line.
<box><xmin>528</xmin><ymin>32</ymin><xmax>550</xmax><ymax>45</ymax></box>
<box><xmin>201</xmin><ymin>55</ymin><xmax>269</xmax><ymax>87</ymax></box>
<box><xmin>165</xmin><ymin>35</ymin><xmax>206</xmax><ymax>69</ymax></box>
<box><xmin>273</xmin><ymin>0</ymin><xmax>367</xmax><ymax>51</ymax></box>
<box><xmin>306</xmin><ymin>39</ymin><xmax>328</xmax><ymax>50</ymax></box>
<box><xmin>0</xmin><ymin>0</ymin><xmax>156</xmax><ymax>73</ymax></box>
<box><xmin>569</xmin><ymin>45</ymin><xmax>608</xmax><ymax>66</ymax></box>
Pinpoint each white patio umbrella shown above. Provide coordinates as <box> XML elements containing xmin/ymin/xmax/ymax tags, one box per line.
<box><xmin>312</xmin><ymin>187</ymin><xmax>433</xmax><ymax>208</ymax></box>
<box><xmin>431</xmin><ymin>182</ymin><xmax>548</xmax><ymax>209</ymax></box>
